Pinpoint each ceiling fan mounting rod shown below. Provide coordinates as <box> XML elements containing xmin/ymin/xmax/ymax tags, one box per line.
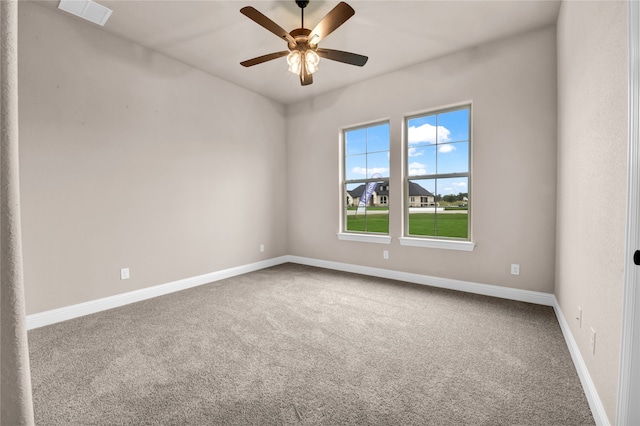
<box><xmin>296</xmin><ymin>0</ymin><xmax>309</xmax><ymax>29</ymax></box>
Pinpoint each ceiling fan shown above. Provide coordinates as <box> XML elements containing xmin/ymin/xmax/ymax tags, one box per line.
<box><xmin>240</xmin><ymin>1</ymin><xmax>368</xmax><ymax>86</ymax></box>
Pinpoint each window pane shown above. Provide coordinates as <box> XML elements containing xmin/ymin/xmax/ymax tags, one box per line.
<box><xmin>437</xmin><ymin>108</ymin><xmax>469</xmax><ymax>143</ymax></box>
<box><xmin>345</xmin><ymin>154</ymin><xmax>366</xmax><ymax>181</ymax></box>
<box><xmin>437</xmin><ymin>141</ymin><xmax>469</xmax><ymax>174</ymax></box>
<box><xmin>407</xmin><ymin>179</ymin><xmax>436</xmax><ymax>206</ymax></box>
<box><xmin>408</xmin><ymin>178</ymin><xmax>468</xmax><ymax>239</ymax></box>
<box><xmin>408</xmin><ymin>144</ymin><xmax>436</xmax><ymax>176</ymax></box>
<box><xmin>346</xmin><ymin>182</ymin><xmax>362</xmax><ymax>209</ymax></box>
<box><xmin>436</xmin><ymin>177</ymin><xmax>468</xmax><ymax>238</ymax></box>
<box><xmin>407</xmin><ymin>114</ymin><xmax>437</xmax><ymax>146</ymax></box>
<box><xmin>345</xmin><ymin>128</ymin><xmax>367</xmax><ymax>155</ymax></box>
<box><xmin>345</xmin><ymin>182</ymin><xmax>389</xmax><ymax>234</ymax></box>
<box><xmin>407</xmin><ymin>179</ymin><xmax>436</xmax><ymax>236</ymax></box>
<box><xmin>366</xmin><ymin>123</ymin><xmax>390</xmax><ymax>153</ymax></box>
<box><xmin>366</xmin><ymin>151</ymin><xmax>390</xmax><ymax>178</ymax></box>
<box><xmin>438</xmin><ymin>177</ymin><xmax>469</xmax><ymax>203</ymax></box>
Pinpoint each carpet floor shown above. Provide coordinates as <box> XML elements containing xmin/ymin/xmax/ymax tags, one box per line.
<box><xmin>28</xmin><ymin>263</ymin><xmax>594</xmax><ymax>425</ymax></box>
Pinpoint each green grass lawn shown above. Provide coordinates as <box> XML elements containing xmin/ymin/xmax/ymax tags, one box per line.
<box><xmin>408</xmin><ymin>213</ymin><xmax>468</xmax><ymax>238</ymax></box>
<box><xmin>347</xmin><ymin>212</ymin><xmax>468</xmax><ymax>238</ymax></box>
<box><xmin>346</xmin><ymin>213</ymin><xmax>389</xmax><ymax>233</ymax></box>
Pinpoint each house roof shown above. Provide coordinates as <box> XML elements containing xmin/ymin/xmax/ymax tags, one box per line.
<box><xmin>407</xmin><ymin>181</ymin><xmax>434</xmax><ymax>197</ymax></box>
<box><xmin>348</xmin><ymin>181</ymin><xmax>388</xmax><ymax>197</ymax></box>
<box><xmin>347</xmin><ymin>180</ymin><xmax>433</xmax><ymax>198</ymax></box>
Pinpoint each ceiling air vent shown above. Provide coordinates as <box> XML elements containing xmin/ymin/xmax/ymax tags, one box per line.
<box><xmin>58</xmin><ymin>0</ymin><xmax>113</xmax><ymax>26</ymax></box>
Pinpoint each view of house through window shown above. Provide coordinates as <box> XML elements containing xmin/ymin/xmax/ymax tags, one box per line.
<box><xmin>406</xmin><ymin>106</ymin><xmax>470</xmax><ymax>239</ymax></box>
<box><xmin>344</xmin><ymin>122</ymin><xmax>390</xmax><ymax>234</ymax></box>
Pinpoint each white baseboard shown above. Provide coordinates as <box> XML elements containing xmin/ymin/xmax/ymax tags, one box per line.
<box><xmin>552</xmin><ymin>300</ymin><xmax>610</xmax><ymax>426</ymax></box>
<box><xmin>285</xmin><ymin>255</ymin><xmax>556</xmax><ymax>306</ymax></box>
<box><xmin>26</xmin><ymin>254</ymin><xmax>607</xmax><ymax>426</ymax></box>
<box><xmin>26</xmin><ymin>256</ymin><xmax>290</xmax><ymax>330</ymax></box>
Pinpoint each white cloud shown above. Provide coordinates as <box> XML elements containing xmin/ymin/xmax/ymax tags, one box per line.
<box><xmin>408</xmin><ymin>162</ymin><xmax>427</xmax><ymax>175</ymax></box>
<box><xmin>440</xmin><ymin>182</ymin><xmax>467</xmax><ymax>194</ymax></box>
<box><xmin>352</xmin><ymin>167</ymin><xmax>389</xmax><ymax>177</ymax></box>
<box><xmin>408</xmin><ymin>123</ymin><xmax>451</xmax><ymax>145</ymax></box>
<box><xmin>408</xmin><ymin>147</ymin><xmax>423</xmax><ymax>157</ymax></box>
<box><xmin>438</xmin><ymin>144</ymin><xmax>456</xmax><ymax>153</ymax></box>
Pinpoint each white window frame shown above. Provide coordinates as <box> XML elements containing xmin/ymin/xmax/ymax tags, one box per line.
<box><xmin>338</xmin><ymin>120</ymin><xmax>392</xmax><ymax>244</ymax></box>
<box><xmin>399</xmin><ymin>104</ymin><xmax>475</xmax><ymax>252</ymax></box>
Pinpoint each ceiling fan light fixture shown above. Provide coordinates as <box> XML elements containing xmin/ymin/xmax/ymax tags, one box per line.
<box><xmin>287</xmin><ymin>50</ymin><xmax>320</xmax><ymax>75</ymax></box>
<box><xmin>287</xmin><ymin>50</ymin><xmax>302</xmax><ymax>74</ymax></box>
<box><xmin>305</xmin><ymin>50</ymin><xmax>320</xmax><ymax>74</ymax></box>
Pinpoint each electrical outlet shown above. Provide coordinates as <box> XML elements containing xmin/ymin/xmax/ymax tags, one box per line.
<box><xmin>510</xmin><ymin>264</ymin><xmax>520</xmax><ymax>275</ymax></box>
<box><xmin>576</xmin><ymin>306</ymin><xmax>582</xmax><ymax>328</ymax></box>
<box><xmin>120</xmin><ymin>268</ymin><xmax>130</xmax><ymax>280</ymax></box>
<box><xmin>383</xmin><ymin>250</ymin><xmax>389</xmax><ymax>260</ymax></box>
<box><xmin>590</xmin><ymin>327</ymin><xmax>596</xmax><ymax>354</ymax></box>
<box><xmin>259</xmin><ymin>244</ymin><xmax>264</xmax><ymax>253</ymax></box>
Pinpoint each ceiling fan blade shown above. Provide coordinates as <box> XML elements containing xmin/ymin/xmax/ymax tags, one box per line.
<box><xmin>240</xmin><ymin>6</ymin><xmax>296</xmax><ymax>45</ymax></box>
<box><xmin>300</xmin><ymin>72</ymin><xmax>313</xmax><ymax>86</ymax></box>
<box><xmin>316</xmin><ymin>48</ymin><xmax>368</xmax><ymax>67</ymax></box>
<box><xmin>309</xmin><ymin>2</ymin><xmax>354</xmax><ymax>45</ymax></box>
<box><xmin>300</xmin><ymin>62</ymin><xmax>313</xmax><ymax>86</ymax></box>
<box><xmin>240</xmin><ymin>51</ymin><xmax>289</xmax><ymax>67</ymax></box>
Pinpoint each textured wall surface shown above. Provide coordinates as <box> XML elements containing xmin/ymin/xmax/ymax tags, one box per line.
<box><xmin>286</xmin><ymin>26</ymin><xmax>558</xmax><ymax>294</ymax></box>
<box><xmin>18</xmin><ymin>2</ymin><xmax>288</xmax><ymax>314</ymax></box>
<box><xmin>1</xmin><ymin>0</ymin><xmax>35</xmax><ymax>423</ymax></box>
<box><xmin>556</xmin><ymin>1</ymin><xmax>628</xmax><ymax>423</ymax></box>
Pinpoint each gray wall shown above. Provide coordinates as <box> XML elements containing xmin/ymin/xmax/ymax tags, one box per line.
<box><xmin>18</xmin><ymin>2</ymin><xmax>289</xmax><ymax>314</ymax></box>
<box><xmin>556</xmin><ymin>1</ymin><xmax>628</xmax><ymax>423</ymax></box>
<box><xmin>286</xmin><ymin>26</ymin><xmax>558</xmax><ymax>294</ymax></box>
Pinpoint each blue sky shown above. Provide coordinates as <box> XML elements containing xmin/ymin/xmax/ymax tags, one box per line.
<box><xmin>407</xmin><ymin>108</ymin><xmax>469</xmax><ymax>195</ymax></box>
<box><xmin>345</xmin><ymin>123</ymin><xmax>390</xmax><ymax>180</ymax></box>
<box><xmin>344</xmin><ymin>107</ymin><xmax>470</xmax><ymax>196</ymax></box>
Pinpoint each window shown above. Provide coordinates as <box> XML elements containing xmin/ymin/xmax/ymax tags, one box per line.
<box><xmin>404</xmin><ymin>106</ymin><xmax>470</xmax><ymax>241</ymax></box>
<box><xmin>342</xmin><ymin>122</ymin><xmax>390</xmax><ymax>235</ymax></box>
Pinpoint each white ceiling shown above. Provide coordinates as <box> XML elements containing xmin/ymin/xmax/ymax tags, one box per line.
<box><xmin>38</xmin><ymin>0</ymin><xmax>561</xmax><ymax>105</ymax></box>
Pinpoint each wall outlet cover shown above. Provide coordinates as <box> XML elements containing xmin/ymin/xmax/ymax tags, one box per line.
<box><xmin>510</xmin><ymin>264</ymin><xmax>520</xmax><ymax>275</ymax></box>
<box><xmin>576</xmin><ymin>306</ymin><xmax>582</xmax><ymax>328</ymax></box>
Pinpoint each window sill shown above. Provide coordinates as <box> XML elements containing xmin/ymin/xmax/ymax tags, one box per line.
<box><xmin>398</xmin><ymin>237</ymin><xmax>476</xmax><ymax>252</ymax></box>
<box><xmin>337</xmin><ymin>233</ymin><xmax>392</xmax><ymax>244</ymax></box>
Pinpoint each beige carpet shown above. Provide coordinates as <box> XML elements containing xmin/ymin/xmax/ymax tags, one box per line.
<box><xmin>28</xmin><ymin>263</ymin><xmax>594</xmax><ymax>425</ymax></box>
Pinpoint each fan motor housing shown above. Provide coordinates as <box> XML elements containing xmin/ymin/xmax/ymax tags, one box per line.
<box><xmin>288</xmin><ymin>28</ymin><xmax>317</xmax><ymax>51</ymax></box>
